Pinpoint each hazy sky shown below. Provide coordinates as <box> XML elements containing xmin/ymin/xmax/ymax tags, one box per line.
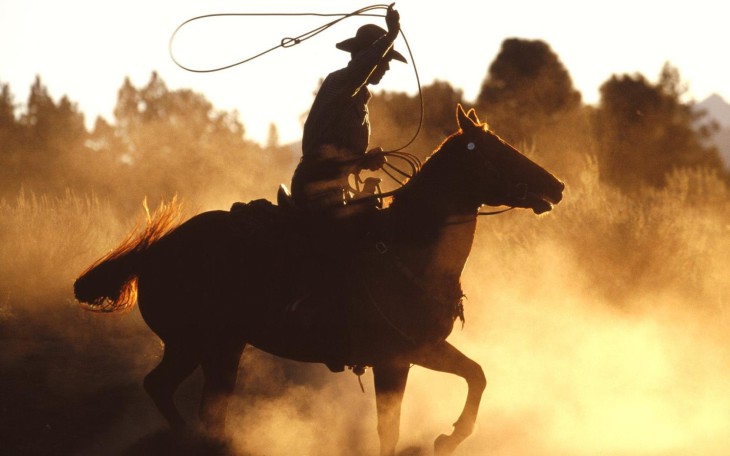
<box><xmin>1</xmin><ymin>0</ymin><xmax>728</xmax><ymax>144</ymax></box>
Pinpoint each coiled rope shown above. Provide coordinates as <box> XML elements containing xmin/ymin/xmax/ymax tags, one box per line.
<box><xmin>169</xmin><ymin>4</ymin><xmax>424</xmax><ymax>159</ymax></box>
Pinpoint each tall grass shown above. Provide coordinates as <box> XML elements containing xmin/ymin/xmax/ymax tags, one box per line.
<box><xmin>444</xmin><ymin>158</ymin><xmax>730</xmax><ymax>456</ymax></box>
<box><xmin>0</xmin><ymin>190</ymin><xmax>132</xmax><ymax>308</ymax></box>
<box><xmin>475</xmin><ymin>157</ymin><xmax>730</xmax><ymax>310</ymax></box>
<box><xmin>0</xmin><ymin>191</ymin><xmax>163</xmax><ymax>456</ymax></box>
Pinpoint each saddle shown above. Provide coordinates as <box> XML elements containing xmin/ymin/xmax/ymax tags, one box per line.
<box><xmin>229</xmin><ymin>184</ymin><xmax>300</xmax><ymax>240</ymax></box>
<box><xmin>276</xmin><ymin>183</ymin><xmax>297</xmax><ymax>212</ymax></box>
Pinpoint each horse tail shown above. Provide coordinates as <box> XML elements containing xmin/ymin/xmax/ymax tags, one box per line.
<box><xmin>74</xmin><ymin>197</ymin><xmax>184</xmax><ymax>313</ymax></box>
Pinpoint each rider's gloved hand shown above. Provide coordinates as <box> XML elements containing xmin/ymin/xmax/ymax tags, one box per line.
<box><xmin>363</xmin><ymin>147</ymin><xmax>388</xmax><ymax>171</ymax></box>
<box><xmin>385</xmin><ymin>4</ymin><xmax>400</xmax><ymax>38</ymax></box>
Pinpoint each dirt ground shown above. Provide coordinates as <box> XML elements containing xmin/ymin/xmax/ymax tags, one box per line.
<box><xmin>0</xmin><ymin>296</ymin><xmax>424</xmax><ymax>456</ymax></box>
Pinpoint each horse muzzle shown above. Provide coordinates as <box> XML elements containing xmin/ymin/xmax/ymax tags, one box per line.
<box><xmin>525</xmin><ymin>181</ymin><xmax>564</xmax><ymax>214</ymax></box>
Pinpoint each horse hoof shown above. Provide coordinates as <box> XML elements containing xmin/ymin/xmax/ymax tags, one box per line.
<box><xmin>434</xmin><ymin>433</ymin><xmax>457</xmax><ymax>456</ymax></box>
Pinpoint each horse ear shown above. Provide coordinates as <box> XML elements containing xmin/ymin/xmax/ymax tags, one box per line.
<box><xmin>456</xmin><ymin>104</ymin><xmax>477</xmax><ymax>132</ymax></box>
<box><xmin>466</xmin><ymin>108</ymin><xmax>481</xmax><ymax>125</ymax></box>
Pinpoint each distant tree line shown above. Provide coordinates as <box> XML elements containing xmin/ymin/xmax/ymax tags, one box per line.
<box><xmin>370</xmin><ymin>38</ymin><xmax>725</xmax><ymax>189</ymax></box>
<box><xmin>1</xmin><ymin>38</ymin><xmax>726</xmax><ymax>213</ymax></box>
<box><xmin>0</xmin><ymin>72</ymin><xmax>296</xmax><ymax>215</ymax></box>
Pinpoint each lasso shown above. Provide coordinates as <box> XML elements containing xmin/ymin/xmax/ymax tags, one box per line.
<box><xmin>170</xmin><ymin>4</ymin><xmax>425</xmax><ymax>193</ymax></box>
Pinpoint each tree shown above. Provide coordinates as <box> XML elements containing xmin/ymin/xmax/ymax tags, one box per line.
<box><xmin>0</xmin><ymin>82</ymin><xmax>15</xmax><ymax>126</ymax></box>
<box><xmin>369</xmin><ymin>80</ymin><xmax>465</xmax><ymax>161</ymax></box>
<box><xmin>474</xmin><ymin>38</ymin><xmax>590</xmax><ymax>179</ymax></box>
<box><xmin>0</xmin><ymin>82</ymin><xmax>21</xmax><ymax>193</ymax></box>
<box><xmin>102</xmin><ymin>72</ymin><xmax>283</xmax><ymax>211</ymax></box>
<box><xmin>266</xmin><ymin>123</ymin><xmax>280</xmax><ymax>149</ymax></box>
<box><xmin>476</xmin><ymin>38</ymin><xmax>582</xmax><ymax>143</ymax></box>
<box><xmin>594</xmin><ymin>63</ymin><xmax>724</xmax><ymax>189</ymax></box>
<box><xmin>4</xmin><ymin>76</ymin><xmax>90</xmax><ymax>195</ymax></box>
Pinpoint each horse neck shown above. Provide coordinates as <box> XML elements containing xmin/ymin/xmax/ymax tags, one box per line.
<box><xmin>389</xmin><ymin>172</ymin><xmax>479</xmax><ymax>289</ymax></box>
<box><xmin>421</xmin><ymin>217</ymin><xmax>477</xmax><ymax>287</ymax></box>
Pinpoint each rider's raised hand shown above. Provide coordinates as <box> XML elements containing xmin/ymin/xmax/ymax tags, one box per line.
<box><xmin>386</xmin><ymin>4</ymin><xmax>400</xmax><ymax>38</ymax></box>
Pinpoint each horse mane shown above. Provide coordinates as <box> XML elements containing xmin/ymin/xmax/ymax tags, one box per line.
<box><xmin>388</xmin><ymin>131</ymin><xmax>461</xmax><ymax>208</ymax></box>
<box><xmin>76</xmin><ymin>197</ymin><xmax>184</xmax><ymax>313</ymax></box>
<box><xmin>391</xmin><ymin>106</ymin><xmax>492</xmax><ymax>207</ymax></box>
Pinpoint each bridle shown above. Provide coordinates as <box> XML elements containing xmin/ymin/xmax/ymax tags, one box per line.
<box><xmin>347</xmin><ymin>138</ymin><xmax>532</xmax><ymax>219</ymax></box>
<box><xmin>467</xmin><ymin>140</ymin><xmax>529</xmax><ymax>217</ymax></box>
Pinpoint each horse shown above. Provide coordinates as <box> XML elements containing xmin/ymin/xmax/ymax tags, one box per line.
<box><xmin>74</xmin><ymin>104</ymin><xmax>564</xmax><ymax>456</ymax></box>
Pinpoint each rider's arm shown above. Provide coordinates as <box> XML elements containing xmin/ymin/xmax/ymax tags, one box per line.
<box><xmin>339</xmin><ymin>6</ymin><xmax>400</xmax><ymax>97</ymax></box>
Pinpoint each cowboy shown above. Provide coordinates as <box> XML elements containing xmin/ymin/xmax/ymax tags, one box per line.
<box><xmin>290</xmin><ymin>4</ymin><xmax>406</xmax><ymax>222</ymax></box>
<box><xmin>282</xmin><ymin>7</ymin><xmax>407</xmax><ymax>368</ymax></box>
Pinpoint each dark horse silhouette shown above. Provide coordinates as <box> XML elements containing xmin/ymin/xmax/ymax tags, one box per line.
<box><xmin>74</xmin><ymin>105</ymin><xmax>564</xmax><ymax>456</ymax></box>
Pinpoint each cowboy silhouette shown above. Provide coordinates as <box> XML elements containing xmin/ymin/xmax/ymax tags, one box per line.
<box><xmin>290</xmin><ymin>4</ymin><xmax>405</xmax><ymax>220</ymax></box>
<box><xmin>279</xmin><ymin>6</ymin><xmax>406</xmax><ymax>361</ymax></box>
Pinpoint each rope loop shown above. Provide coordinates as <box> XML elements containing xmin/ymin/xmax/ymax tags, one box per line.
<box><xmin>170</xmin><ymin>4</ymin><xmax>425</xmax><ymax>196</ymax></box>
<box><xmin>169</xmin><ymin>5</ymin><xmax>393</xmax><ymax>73</ymax></box>
<box><xmin>280</xmin><ymin>37</ymin><xmax>301</xmax><ymax>47</ymax></box>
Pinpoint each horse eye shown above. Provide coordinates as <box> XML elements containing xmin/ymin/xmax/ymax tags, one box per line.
<box><xmin>467</xmin><ymin>142</ymin><xmax>476</xmax><ymax>150</ymax></box>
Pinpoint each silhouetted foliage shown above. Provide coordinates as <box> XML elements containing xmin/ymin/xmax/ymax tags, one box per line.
<box><xmin>0</xmin><ymin>82</ymin><xmax>21</xmax><ymax>194</ymax></box>
<box><xmin>369</xmin><ymin>80</ymin><xmax>465</xmax><ymax>161</ymax></box>
<box><xmin>476</xmin><ymin>38</ymin><xmax>583</xmax><ymax>142</ymax></box>
<box><xmin>0</xmin><ymin>76</ymin><xmax>91</xmax><ymax>196</ymax></box>
<box><xmin>594</xmin><ymin>63</ymin><xmax>724</xmax><ymax>189</ymax></box>
<box><xmin>471</xmin><ymin>39</ymin><xmax>592</xmax><ymax>180</ymax></box>
<box><xmin>104</xmin><ymin>72</ymin><xmax>256</xmax><ymax>210</ymax></box>
<box><xmin>1</xmin><ymin>42</ymin><xmax>727</xmax><ymax>210</ymax></box>
<box><xmin>0</xmin><ymin>73</ymin><xmax>297</xmax><ymax>215</ymax></box>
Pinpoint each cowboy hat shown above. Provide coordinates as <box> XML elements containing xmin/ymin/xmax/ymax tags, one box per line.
<box><xmin>335</xmin><ymin>24</ymin><xmax>407</xmax><ymax>63</ymax></box>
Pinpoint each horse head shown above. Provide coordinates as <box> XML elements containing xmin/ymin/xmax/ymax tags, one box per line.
<box><xmin>440</xmin><ymin>104</ymin><xmax>564</xmax><ymax>214</ymax></box>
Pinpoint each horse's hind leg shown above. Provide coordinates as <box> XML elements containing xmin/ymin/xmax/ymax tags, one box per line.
<box><xmin>199</xmin><ymin>337</ymin><xmax>245</xmax><ymax>437</ymax></box>
<box><xmin>143</xmin><ymin>339</ymin><xmax>200</xmax><ymax>431</ymax></box>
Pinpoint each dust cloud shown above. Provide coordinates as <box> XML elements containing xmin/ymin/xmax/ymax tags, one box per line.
<box><xmin>2</xmin><ymin>149</ymin><xmax>729</xmax><ymax>455</ymax></box>
<box><xmin>210</xmin><ymin>160</ymin><xmax>729</xmax><ymax>456</ymax></box>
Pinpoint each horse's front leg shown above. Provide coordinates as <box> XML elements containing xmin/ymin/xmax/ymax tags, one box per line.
<box><xmin>414</xmin><ymin>341</ymin><xmax>487</xmax><ymax>456</ymax></box>
<box><xmin>373</xmin><ymin>361</ymin><xmax>410</xmax><ymax>456</ymax></box>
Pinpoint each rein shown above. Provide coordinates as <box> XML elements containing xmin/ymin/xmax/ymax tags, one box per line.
<box><xmin>440</xmin><ymin>207</ymin><xmax>514</xmax><ymax>226</ymax></box>
<box><xmin>478</xmin><ymin>206</ymin><xmax>515</xmax><ymax>216</ymax></box>
<box><xmin>348</xmin><ymin>169</ymin><xmax>519</xmax><ymax>218</ymax></box>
